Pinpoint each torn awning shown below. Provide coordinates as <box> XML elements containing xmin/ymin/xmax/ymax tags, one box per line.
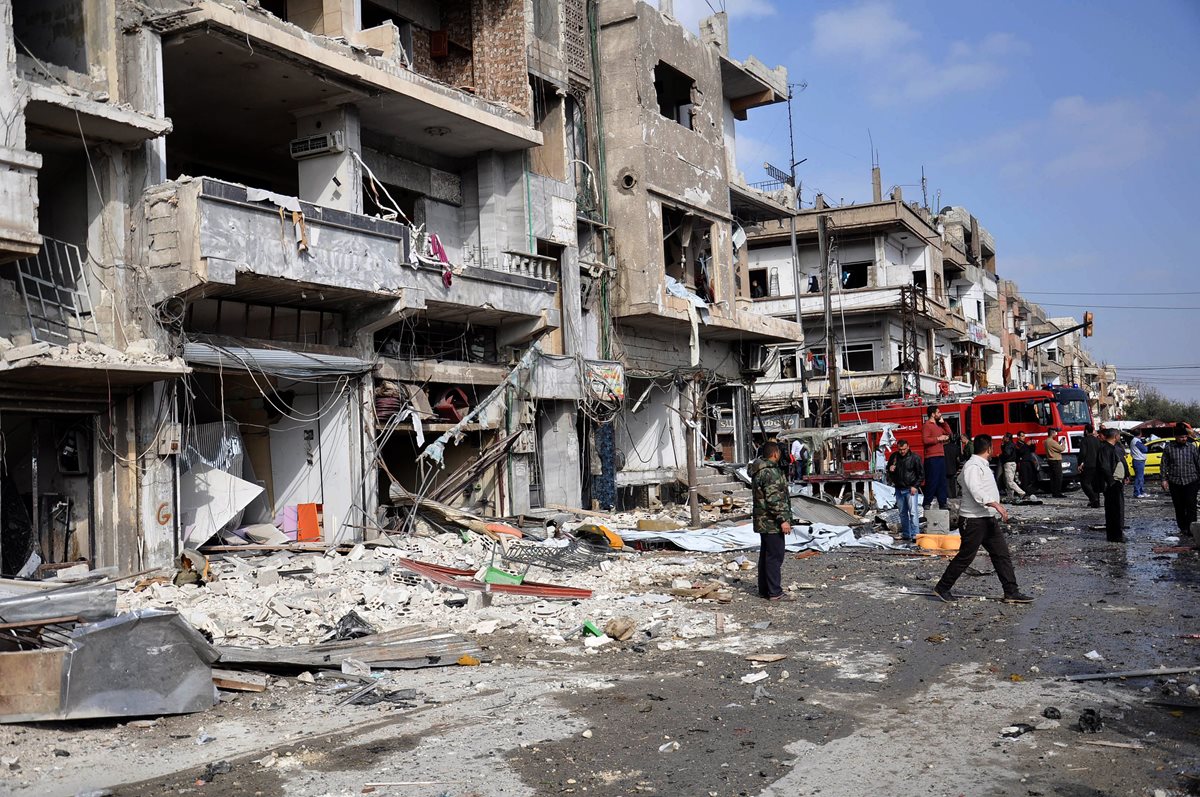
<box><xmin>183</xmin><ymin>343</ymin><xmax>373</xmax><ymax>379</ymax></box>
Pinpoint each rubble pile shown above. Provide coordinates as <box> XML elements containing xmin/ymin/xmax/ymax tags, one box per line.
<box><xmin>118</xmin><ymin>532</ymin><xmax>750</xmax><ymax>653</ymax></box>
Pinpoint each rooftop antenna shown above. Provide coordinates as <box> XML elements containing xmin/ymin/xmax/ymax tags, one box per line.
<box><xmin>921</xmin><ymin>166</ymin><xmax>929</xmax><ymax>210</ymax></box>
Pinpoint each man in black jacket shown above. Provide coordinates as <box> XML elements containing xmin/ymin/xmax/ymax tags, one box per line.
<box><xmin>887</xmin><ymin>439</ymin><xmax>924</xmax><ymax>542</ymax></box>
<box><xmin>1078</xmin><ymin>423</ymin><xmax>1103</xmax><ymax>508</ymax></box>
<box><xmin>1096</xmin><ymin>428</ymin><xmax>1128</xmax><ymax>542</ymax></box>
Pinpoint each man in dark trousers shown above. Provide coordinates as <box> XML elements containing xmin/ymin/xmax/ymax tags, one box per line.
<box><xmin>1078</xmin><ymin>423</ymin><xmax>1102</xmax><ymax>508</ymax></box>
<box><xmin>750</xmin><ymin>442</ymin><xmax>794</xmax><ymax>601</ymax></box>
<box><xmin>921</xmin><ymin>406</ymin><xmax>952</xmax><ymax>510</ymax></box>
<box><xmin>886</xmin><ymin>439</ymin><xmax>924</xmax><ymax>543</ymax></box>
<box><xmin>1045</xmin><ymin>427</ymin><xmax>1066</xmax><ymax>497</ymax></box>
<box><xmin>1015</xmin><ymin>431</ymin><xmax>1038</xmax><ymax>497</ymax></box>
<box><xmin>1160</xmin><ymin>423</ymin><xmax>1200</xmax><ymax>534</ymax></box>
<box><xmin>1096</xmin><ymin>428</ymin><xmax>1128</xmax><ymax>543</ymax></box>
<box><xmin>933</xmin><ymin>434</ymin><xmax>1033</xmax><ymax>604</ymax></box>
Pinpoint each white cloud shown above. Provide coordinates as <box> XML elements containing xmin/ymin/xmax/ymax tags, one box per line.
<box><xmin>811</xmin><ymin>2</ymin><xmax>1024</xmax><ymax>105</ymax></box>
<box><xmin>941</xmin><ymin>94</ymin><xmax>1180</xmax><ymax>181</ymax></box>
<box><xmin>669</xmin><ymin>0</ymin><xmax>777</xmax><ymax>36</ymax></box>
<box><xmin>812</xmin><ymin>2</ymin><xmax>916</xmax><ymax>62</ymax></box>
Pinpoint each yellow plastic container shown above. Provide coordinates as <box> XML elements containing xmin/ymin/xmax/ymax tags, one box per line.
<box><xmin>915</xmin><ymin>533</ymin><xmax>961</xmax><ymax>552</ymax></box>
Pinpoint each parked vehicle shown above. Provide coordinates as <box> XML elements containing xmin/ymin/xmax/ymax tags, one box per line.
<box><xmin>841</xmin><ymin>386</ymin><xmax>1093</xmax><ymax>487</ymax></box>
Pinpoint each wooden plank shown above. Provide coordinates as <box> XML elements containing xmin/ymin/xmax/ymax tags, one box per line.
<box><xmin>1080</xmin><ymin>740</ymin><xmax>1145</xmax><ymax>750</ymax></box>
<box><xmin>0</xmin><ymin>649</ymin><xmax>66</xmax><ymax>721</ymax></box>
<box><xmin>212</xmin><ymin>668</ymin><xmax>268</xmax><ymax>692</ymax></box>
<box><xmin>1065</xmin><ymin>666</ymin><xmax>1200</xmax><ymax>682</ymax></box>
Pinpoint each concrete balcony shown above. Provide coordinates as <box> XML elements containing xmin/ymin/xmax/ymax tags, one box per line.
<box><xmin>616</xmin><ymin>289</ymin><xmax>803</xmax><ymax>345</ymax></box>
<box><xmin>140</xmin><ymin>177</ymin><xmax>559</xmax><ymax>330</ymax></box>
<box><xmin>0</xmin><ymin>147</ymin><xmax>43</xmax><ymax>264</ymax></box>
<box><xmin>792</xmin><ymin>286</ymin><xmax>947</xmax><ymax>328</ymax></box>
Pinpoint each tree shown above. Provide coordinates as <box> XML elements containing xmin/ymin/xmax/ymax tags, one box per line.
<box><xmin>1123</xmin><ymin>385</ymin><xmax>1200</xmax><ymax>424</ymax></box>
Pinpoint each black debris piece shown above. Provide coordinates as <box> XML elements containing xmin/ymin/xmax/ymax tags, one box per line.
<box><xmin>1042</xmin><ymin>706</ymin><xmax>1062</xmax><ymax>720</ymax></box>
<box><xmin>1078</xmin><ymin>708</ymin><xmax>1104</xmax><ymax>733</ymax></box>
<box><xmin>198</xmin><ymin>760</ymin><xmax>232</xmax><ymax>784</ymax></box>
<box><xmin>331</xmin><ymin>610</ymin><xmax>376</xmax><ymax>641</ymax></box>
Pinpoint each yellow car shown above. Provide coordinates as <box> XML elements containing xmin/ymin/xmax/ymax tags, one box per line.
<box><xmin>1125</xmin><ymin>437</ymin><xmax>1196</xmax><ymax>478</ymax></box>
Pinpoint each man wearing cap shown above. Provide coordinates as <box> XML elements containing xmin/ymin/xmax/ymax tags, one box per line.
<box><xmin>1161</xmin><ymin>423</ymin><xmax>1200</xmax><ymax>534</ymax></box>
<box><xmin>1044</xmin><ymin>427</ymin><xmax>1065</xmax><ymax>498</ymax></box>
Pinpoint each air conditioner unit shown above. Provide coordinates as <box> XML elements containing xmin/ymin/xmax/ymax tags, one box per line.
<box><xmin>289</xmin><ymin>131</ymin><xmax>345</xmax><ymax>160</ymax></box>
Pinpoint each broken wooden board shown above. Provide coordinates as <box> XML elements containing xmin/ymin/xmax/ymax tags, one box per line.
<box><xmin>217</xmin><ymin>626</ymin><xmax>486</xmax><ymax>671</ymax></box>
<box><xmin>745</xmin><ymin>653</ymin><xmax>788</xmax><ymax>663</ymax></box>
<box><xmin>1080</xmin><ymin>740</ymin><xmax>1145</xmax><ymax>750</ymax></box>
<box><xmin>668</xmin><ymin>582</ymin><xmax>733</xmax><ymax>602</ymax></box>
<box><xmin>212</xmin><ymin>668</ymin><xmax>268</xmax><ymax>692</ymax></box>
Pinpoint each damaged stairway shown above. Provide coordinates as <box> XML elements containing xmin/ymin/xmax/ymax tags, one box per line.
<box><xmin>690</xmin><ymin>466</ymin><xmax>752</xmax><ymax>504</ymax></box>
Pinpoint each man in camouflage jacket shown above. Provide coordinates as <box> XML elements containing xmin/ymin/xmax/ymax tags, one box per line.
<box><xmin>751</xmin><ymin>441</ymin><xmax>794</xmax><ymax>600</ymax></box>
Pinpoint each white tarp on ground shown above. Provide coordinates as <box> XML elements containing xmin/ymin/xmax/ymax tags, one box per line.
<box><xmin>180</xmin><ymin>464</ymin><xmax>264</xmax><ymax>548</ymax></box>
<box><xmin>616</xmin><ymin>522</ymin><xmax>898</xmax><ymax>553</ymax></box>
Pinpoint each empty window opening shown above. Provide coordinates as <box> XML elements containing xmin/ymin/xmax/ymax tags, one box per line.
<box><xmin>377</xmin><ymin>319</ymin><xmax>498</xmax><ymax>363</ymax></box>
<box><xmin>258</xmin><ymin>0</ymin><xmax>288</xmax><ymax>20</ymax></box>
<box><xmin>912</xmin><ymin>269</ymin><xmax>928</xmax><ymax>292</ymax></box>
<box><xmin>654</xmin><ymin>61</ymin><xmax>695</xmax><ymax>130</ymax></box>
<box><xmin>840</xmin><ymin>343</ymin><xmax>875</xmax><ymax>372</ymax></box>
<box><xmin>662</xmin><ymin>206</ymin><xmax>714</xmax><ymax>301</ymax></box>
<box><xmin>185</xmin><ymin>299</ymin><xmax>342</xmax><ymax>346</ymax></box>
<box><xmin>841</xmin><ymin>262</ymin><xmax>870</xmax><ymax>290</ymax></box>
<box><xmin>12</xmin><ymin>0</ymin><xmax>88</xmax><ymax>74</ymax></box>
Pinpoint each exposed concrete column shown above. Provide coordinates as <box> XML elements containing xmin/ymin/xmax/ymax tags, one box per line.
<box><xmin>295</xmin><ymin>105</ymin><xmax>362</xmax><ymax>213</ymax></box>
<box><xmin>88</xmin><ymin>146</ymin><xmax>134</xmax><ymax>346</ymax></box>
<box><xmin>871</xmin><ymin>166</ymin><xmax>882</xmax><ymax>203</ymax></box>
<box><xmin>122</xmin><ymin>27</ymin><xmax>167</xmax><ymax>186</ymax></box>
<box><xmin>320</xmin><ymin>0</ymin><xmax>359</xmax><ymax>38</ymax></box>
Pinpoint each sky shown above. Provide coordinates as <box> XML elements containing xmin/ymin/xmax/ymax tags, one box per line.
<box><xmin>670</xmin><ymin>0</ymin><xmax>1200</xmax><ymax>401</ymax></box>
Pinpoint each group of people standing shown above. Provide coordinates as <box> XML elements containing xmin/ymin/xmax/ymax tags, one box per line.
<box><xmin>750</xmin><ymin>414</ymin><xmax>1200</xmax><ymax>603</ymax></box>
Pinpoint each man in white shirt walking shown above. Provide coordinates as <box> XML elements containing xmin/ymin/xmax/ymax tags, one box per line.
<box><xmin>933</xmin><ymin>434</ymin><xmax>1034</xmax><ymax>604</ymax></box>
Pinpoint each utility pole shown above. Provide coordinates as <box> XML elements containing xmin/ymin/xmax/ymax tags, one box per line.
<box><xmin>684</xmin><ymin>374</ymin><xmax>701</xmax><ymax>526</ymax></box>
<box><xmin>764</xmin><ymin>82</ymin><xmax>809</xmax><ymax>426</ymax></box>
<box><xmin>818</xmin><ymin>213</ymin><xmax>840</xmax><ymax>470</ymax></box>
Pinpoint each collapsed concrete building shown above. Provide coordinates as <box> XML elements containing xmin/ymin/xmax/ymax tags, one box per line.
<box><xmin>0</xmin><ymin>0</ymin><xmax>798</xmax><ymax>576</ymax></box>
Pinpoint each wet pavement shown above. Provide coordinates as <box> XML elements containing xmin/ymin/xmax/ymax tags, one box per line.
<box><xmin>3</xmin><ymin>490</ymin><xmax>1198</xmax><ymax>797</ymax></box>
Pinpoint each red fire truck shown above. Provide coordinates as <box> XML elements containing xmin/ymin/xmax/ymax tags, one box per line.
<box><xmin>841</xmin><ymin>386</ymin><xmax>1094</xmax><ymax>486</ymax></box>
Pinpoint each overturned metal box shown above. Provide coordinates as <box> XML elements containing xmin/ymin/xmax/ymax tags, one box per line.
<box><xmin>0</xmin><ymin>608</ymin><xmax>218</xmax><ymax>723</ymax></box>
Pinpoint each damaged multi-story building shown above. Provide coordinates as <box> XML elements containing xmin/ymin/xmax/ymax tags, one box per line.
<box><xmin>595</xmin><ymin>0</ymin><xmax>802</xmax><ymax>503</ymax></box>
<box><xmin>0</xmin><ymin>0</ymin><xmax>803</xmax><ymax>577</ymax></box>
<box><xmin>0</xmin><ymin>0</ymin><xmax>642</xmax><ymax>576</ymax></box>
<box><xmin>744</xmin><ymin>178</ymin><xmax>1014</xmax><ymax>426</ymax></box>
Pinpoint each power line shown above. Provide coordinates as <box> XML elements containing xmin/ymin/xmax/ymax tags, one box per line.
<box><xmin>1020</xmin><ymin>290</ymin><xmax>1200</xmax><ymax>296</ymax></box>
<box><xmin>1034</xmin><ymin>303</ymin><xmax>1200</xmax><ymax>310</ymax></box>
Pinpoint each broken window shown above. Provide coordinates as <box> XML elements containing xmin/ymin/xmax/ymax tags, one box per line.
<box><xmin>840</xmin><ymin>343</ymin><xmax>875</xmax><ymax>372</ymax></box>
<box><xmin>654</xmin><ymin>61</ymin><xmax>696</xmax><ymax>130</ymax></box>
<box><xmin>662</xmin><ymin>206</ymin><xmax>714</xmax><ymax>302</ymax></box>
<box><xmin>841</xmin><ymin>262</ymin><xmax>869</xmax><ymax>290</ymax></box>
<box><xmin>530</xmin><ymin>78</ymin><xmax>567</xmax><ymax>180</ymax></box>
<box><xmin>12</xmin><ymin>0</ymin><xmax>89</xmax><ymax>74</ymax></box>
<box><xmin>912</xmin><ymin>269</ymin><xmax>928</xmax><ymax>292</ymax></box>
<box><xmin>5</xmin><ymin>238</ymin><xmax>98</xmax><ymax>347</ymax></box>
<box><xmin>777</xmin><ymin>348</ymin><xmax>799</xmax><ymax>380</ymax></box>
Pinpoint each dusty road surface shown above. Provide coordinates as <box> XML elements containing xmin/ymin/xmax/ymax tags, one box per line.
<box><xmin>2</xmin><ymin>492</ymin><xmax>1197</xmax><ymax>797</ymax></box>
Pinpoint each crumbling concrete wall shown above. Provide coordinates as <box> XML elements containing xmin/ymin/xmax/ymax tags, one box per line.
<box><xmin>11</xmin><ymin>0</ymin><xmax>87</xmax><ymax>74</ymax></box>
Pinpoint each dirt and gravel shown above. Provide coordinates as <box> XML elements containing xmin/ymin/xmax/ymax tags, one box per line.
<box><xmin>1</xmin><ymin>492</ymin><xmax>1197</xmax><ymax>797</ymax></box>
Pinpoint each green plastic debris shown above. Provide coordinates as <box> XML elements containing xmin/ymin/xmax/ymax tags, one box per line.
<box><xmin>582</xmin><ymin>619</ymin><xmax>603</xmax><ymax>637</ymax></box>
